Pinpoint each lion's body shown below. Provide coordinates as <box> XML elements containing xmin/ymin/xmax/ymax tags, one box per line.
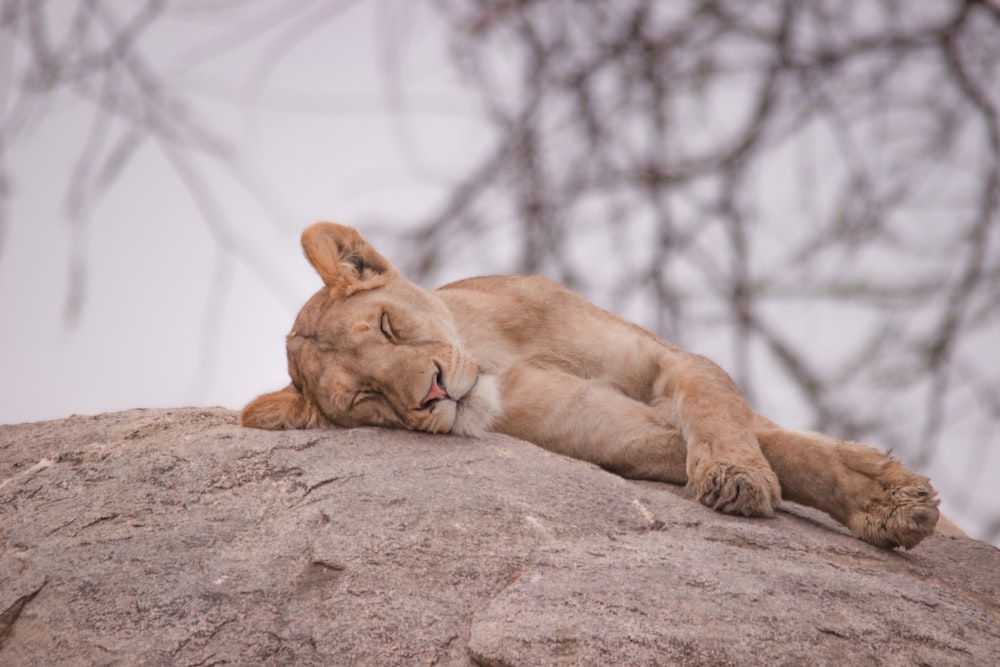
<box><xmin>243</xmin><ymin>223</ymin><xmax>945</xmax><ymax>549</ymax></box>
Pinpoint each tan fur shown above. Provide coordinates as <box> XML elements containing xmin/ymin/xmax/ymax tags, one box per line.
<box><xmin>243</xmin><ymin>222</ymin><xmax>947</xmax><ymax>549</ymax></box>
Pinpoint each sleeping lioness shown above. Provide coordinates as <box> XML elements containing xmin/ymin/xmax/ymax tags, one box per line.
<box><xmin>242</xmin><ymin>222</ymin><xmax>943</xmax><ymax>549</ymax></box>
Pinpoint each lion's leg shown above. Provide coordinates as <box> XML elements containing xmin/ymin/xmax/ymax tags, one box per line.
<box><xmin>495</xmin><ymin>365</ymin><xmax>938</xmax><ymax>547</ymax></box>
<box><xmin>755</xmin><ymin>427</ymin><xmax>940</xmax><ymax>549</ymax></box>
<box><xmin>494</xmin><ymin>364</ymin><xmax>778</xmax><ymax>515</ymax></box>
<box><xmin>650</xmin><ymin>355</ymin><xmax>782</xmax><ymax>517</ymax></box>
<box><xmin>493</xmin><ymin>364</ymin><xmax>688</xmax><ymax>482</ymax></box>
<box><xmin>601</xmin><ymin>421</ymin><xmax>940</xmax><ymax>549</ymax></box>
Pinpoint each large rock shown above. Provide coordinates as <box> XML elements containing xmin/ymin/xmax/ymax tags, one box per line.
<box><xmin>1</xmin><ymin>408</ymin><xmax>997</xmax><ymax>666</ymax></box>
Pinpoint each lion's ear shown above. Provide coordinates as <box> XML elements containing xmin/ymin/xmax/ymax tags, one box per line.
<box><xmin>301</xmin><ymin>222</ymin><xmax>396</xmax><ymax>296</ymax></box>
<box><xmin>241</xmin><ymin>385</ymin><xmax>324</xmax><ymax>430</ymax></box>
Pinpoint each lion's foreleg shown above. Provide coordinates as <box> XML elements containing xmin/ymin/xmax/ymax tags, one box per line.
<box><xmin>651</xmin><ymin>355</ymin><xmax>782</xmax><ymax>517</ymax></box>
<box><xmin>492</xmin><ymin>365</ymin><xmax>688</xmax><ymax>483</ymax></box>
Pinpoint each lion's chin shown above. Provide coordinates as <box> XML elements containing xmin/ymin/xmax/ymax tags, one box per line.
<box><xmin>450</xmin><ymin>373</ymin><xmax>501</xmax><ymax>438</ymax></box>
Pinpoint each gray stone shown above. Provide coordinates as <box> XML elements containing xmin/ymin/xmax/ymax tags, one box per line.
<box><xmin>1</xmin><ymin>408</ymin><xmax>997</xmax><ymax>666</ymax></box>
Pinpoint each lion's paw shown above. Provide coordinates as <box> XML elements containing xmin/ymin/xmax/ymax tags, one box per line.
<box><xmin>846</xmin><ymin>455</ymin><xmax>940</xmax><ymax>550</ymax></box>
<box><xmin>692</xmin><ymin>460</ymin><xmax>782</xmax><ymax>518</ymax></box>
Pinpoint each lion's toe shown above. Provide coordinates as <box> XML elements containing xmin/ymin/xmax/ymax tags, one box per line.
<box><xmin>694</xmin><ymin>461</ymin><xmax>781</xmax><ymax>518</ymax></box>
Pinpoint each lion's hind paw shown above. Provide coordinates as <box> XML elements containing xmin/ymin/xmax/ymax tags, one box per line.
<box><xmin>846</xmin><ymin>451</ymin><xmax>940</xmax><ymax>550</ymax></box>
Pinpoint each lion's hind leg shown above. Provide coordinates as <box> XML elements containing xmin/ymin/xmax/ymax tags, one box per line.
<box><xmin>757</xmin><ymin>429</ymin><xmax>940</xmax><ymax>549</ymax></box>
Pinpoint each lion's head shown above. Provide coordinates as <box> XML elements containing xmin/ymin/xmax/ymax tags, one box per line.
<box><xmin>241</xmin><ymin>223</ymin><xmax>500</xmax><ymax>436</ymax></box>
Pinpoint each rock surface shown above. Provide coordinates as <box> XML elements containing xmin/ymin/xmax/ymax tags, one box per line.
<box><xmin>1</xmin><ymin>408</ymin><xmax>997</xmax><ymax>666</ymax></box>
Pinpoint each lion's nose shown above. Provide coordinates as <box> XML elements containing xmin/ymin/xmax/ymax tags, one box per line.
<box><xmin>421</xmin><ymin>370</ymin><xmax>450</xmax><ymax>407</ymax></box>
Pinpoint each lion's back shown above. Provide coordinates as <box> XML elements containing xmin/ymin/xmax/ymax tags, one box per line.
<box><xmin>439</xmin><ymin>274</ymin><xmax>569</xmax><ymax>298</ymax></box>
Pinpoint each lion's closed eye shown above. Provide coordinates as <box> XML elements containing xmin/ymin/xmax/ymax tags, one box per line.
<box><xmin>380</xmin><ymin>312</ymin><xmax>395</xmax><ymax>341</ymax></box>
<box><xmin>351</xmin><ymin>390</ymin><xmax>379</xmax><ymax>408</ymax></box>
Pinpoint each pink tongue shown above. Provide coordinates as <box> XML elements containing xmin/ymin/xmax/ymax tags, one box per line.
<box><xmin>424</xmin><ymin>376</ymin><xmax>448</xmax><ymax>404</ymax></box>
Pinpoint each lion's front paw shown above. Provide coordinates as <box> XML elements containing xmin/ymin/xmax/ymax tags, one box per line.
<box><xmin>846</xmin><ymin>454</ymin><xmax>940</xmax><ymax>550</ymax></box>
<box><xmin>692</xmin><ymin>460</ymin><xmax>782</xmax><ymax>518</ymax></box>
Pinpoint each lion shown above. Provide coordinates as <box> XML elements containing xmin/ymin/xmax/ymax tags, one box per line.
<box><xmin>242</xmin><ymin>222</ymin><xmax>946</xmax><ymax>549</ymax></box>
